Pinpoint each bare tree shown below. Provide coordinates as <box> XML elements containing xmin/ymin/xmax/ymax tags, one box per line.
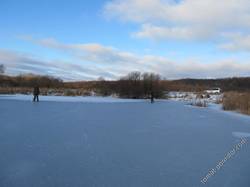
<box><xmin>118</xmin><ymin>71</ymin><xmax>143</xmax><ymax>98</ymax></box>
<box><xmin>142</xmin><ymin>72</ymin><xmax>162</xmax><ymax>98</ymax></box>
<box><xmin>0</xmin><ymin>64</ymin><xmax>5</xmax><ymax>74</ymax></box>
<box><xmin>117</xmin><ymin>71</ymin><xmax>164</xmax><ymax>99</ymax></box>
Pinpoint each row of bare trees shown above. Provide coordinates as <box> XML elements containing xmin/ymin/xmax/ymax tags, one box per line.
<box><xmin>168</xmin><ymin>77</ymin><xmax>250</xmax><ymax>92</ymax></box>
<box><xmin>117</xmin><ymin>71</ymin><xmax>164</xmax><ymax>99</ymax></box>
<box><xmin>0</xmin><ymin>74</ymin><xmax>63</xmax><ymax>88</ymax></box>
<box><xmin>0</xmin><ymin>70</ymin><xmax>165</xmax><ymax>98</ymax></box>
<box><xmin>66</xmin><ymin>71</ymin><xmax>165</xmax><ymax>98</ymax></box>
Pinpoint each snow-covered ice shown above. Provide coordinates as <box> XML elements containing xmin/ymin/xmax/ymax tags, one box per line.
<box><xmin>0</xmin><ymin>95</ymin><xmax>250</xmax><ymax>187</ymax></box>
<box><xmin>0</xmin><ymin>94</ymin><xmax>145</xmax><ymax>103</ymax></box>
<box><xmin>232</xmin><ymin>132</ymin><xmax>250</xmax><ymax>138</ymax></box>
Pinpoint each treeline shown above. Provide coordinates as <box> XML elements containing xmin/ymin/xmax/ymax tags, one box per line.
<box><xmin>0</xmin><ymin>72</ymin><xmax>165</xmax><ymax>98</ymax></box>
<box><xmin>168</xmin><ymin>77</ymin><xmax>250</xmax><ymax>92</ymax></box>
<box><xmin>1</xmin><ymin>71</ymin><xmax>250</xmax><ymax>97</ymax></box>
<box><xmin>66</xmin><ymin>72</ymin><xmax>165</xmax><ymax>98</ymax></box>
<box><xmin>0</xmin><ymin>74</ymin><xmax>63</xmax><ymax>88</ymax></box>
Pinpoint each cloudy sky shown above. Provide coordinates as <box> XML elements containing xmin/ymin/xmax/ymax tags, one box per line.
<box><xmin>1</xmin><ymin>0</ymin><xmax>250</xmax><ymax>80</ymax></box>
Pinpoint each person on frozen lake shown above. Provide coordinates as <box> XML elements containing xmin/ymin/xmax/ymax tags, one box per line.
<box><xmin>150</xmin><ymin>92</ymin><xmax>154</xmax><ymax>103</ymax></box>
<box><xmin>33</xmin><ymin>85</ymin><xmax>40</xmax><ymax>102</ymax></box>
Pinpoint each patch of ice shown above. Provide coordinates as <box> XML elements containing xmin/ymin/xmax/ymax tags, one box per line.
<box><xmin>0</xmin><ymin>94</ymin><xmax>146</xmax><ymax>103</ymax></box>
<box><xmin>232</xmin><ymin>132</ymin><xmax>250</xmax><ymax>138</ymax></box>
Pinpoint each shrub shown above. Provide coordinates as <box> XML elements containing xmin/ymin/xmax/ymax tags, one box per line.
<box><xmin>223</xmin><ymin>92</ymin><xmax>250</xmax><ymax>115</ymax></box>
<box><xmin>191</xmin><ymin>99</ymin><xmax>208</xmax><ymax>107</ymax></box>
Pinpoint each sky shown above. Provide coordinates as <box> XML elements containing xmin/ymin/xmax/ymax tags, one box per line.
<box><xmin>1</xmin><ymin>0</ymin><xmax>250</xmax><ymax>80</ymax></box>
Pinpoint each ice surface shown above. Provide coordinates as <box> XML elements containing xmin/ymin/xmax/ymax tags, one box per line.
<box><xmin>232</xmin><ymin>132</ymin><xmax>250</xmax><ymax>138</ymax></box>
<box><xmin>0</xmin><ymin>94</ymin><xmax>145</xmax><ymax>103</ymax></box>
<box><xmin>0</xmin><ymin>96</ymin><xmax>250</xmax><ymax>187</ymax></box>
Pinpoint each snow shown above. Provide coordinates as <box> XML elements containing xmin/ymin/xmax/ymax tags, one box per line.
<box><xmin>168</xmin><ymin>91</ymin><xmax>223</xmax><ymax>104</ymax></box>
<box><xmin>0</xmin><ymin>95</ymin><xmax>250</xmax><ymax>187</ymax></box>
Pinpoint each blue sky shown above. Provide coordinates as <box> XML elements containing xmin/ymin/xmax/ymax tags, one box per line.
<box><xmin>1</xmin><ymin>0</ymin><xmax>250</xmax><ymax>80</ymax></box>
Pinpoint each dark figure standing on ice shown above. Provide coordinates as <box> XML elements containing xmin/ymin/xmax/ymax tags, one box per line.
<box><xmin>150</xmin><ymin>92</ymin><xmax>154</xmax><ymax>103</ymax></box>
<box><xmin>33</xmin><ymin>86</ymin><xmax>40</xmax><ymax>102</ymax></box>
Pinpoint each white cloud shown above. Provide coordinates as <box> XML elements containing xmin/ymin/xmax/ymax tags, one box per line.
<box><xmin>3</xmin><ymin>37</ymin><xmax>250</xmax><ymax>80</ymax></box>
<box><xmin>25</xmin><ymin>37</ymin><xmax>140</xmax><ymax>66</ymax></box>
<box><xmin>104</xmin><ymin>0</ymin><xmax>250</xmax><ymax>46</ymax></box>
<box><xmin>133</xmin><ymin>24</ymin><xmax>213</xmax><ymax>40</ymax></box>
<box><xmin>218</xmin><ymin>33</ymin><xmax>250</xmax><ymax>52</ymax></box>
<box><xmin>159</xmin><ymin>60</ymin><xmax>250</xmax><ymax>78</ymax></box>
<box><xmin>0</xmin><ymin>49</ymin><xmax>117</xmax><ymax>80</ymax></box>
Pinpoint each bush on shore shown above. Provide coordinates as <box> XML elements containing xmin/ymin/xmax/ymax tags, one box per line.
<box><xmin>223</xmin><ymin>92</ymin><xmax>250</xmax><ymax>115</ymax></box>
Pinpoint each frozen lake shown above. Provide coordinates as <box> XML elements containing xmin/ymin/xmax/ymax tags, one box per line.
<box><xmin>0</xmin><ymin>96</ymin><xmax>250</xmax><ymax>187</ymax></box>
